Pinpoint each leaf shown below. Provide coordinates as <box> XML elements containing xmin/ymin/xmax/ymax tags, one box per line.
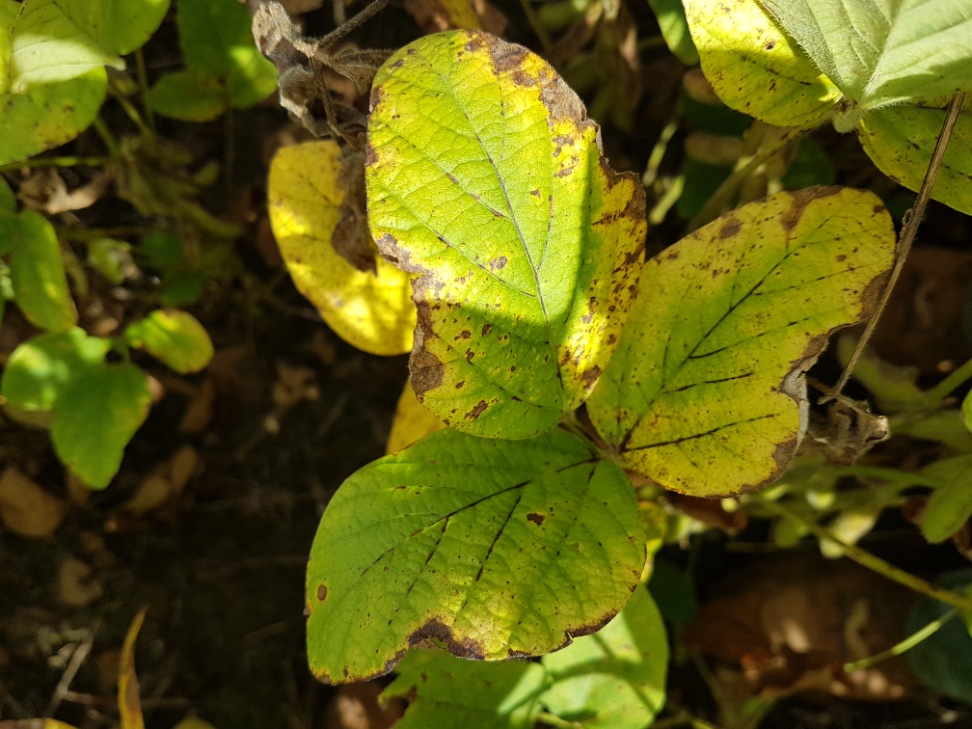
<box><xmin>404</xmin><ymin>0</ymin><xmax>482</xmax><ymax>32</ymax></box>
<box><xmin>906</xmin><ymin>568</ymin><xmax>972</xmax><ymax>703</ymax></box>
<box><xmin>964</xmin><ymin>391</ymin><xmax>972</xmax><ymax>434</ymax></box>
<box><xmin>759</xmin><ymin>0</ymin><xmax>972</xmax><ymax>119</ymax></box>
<box><xmin>3</xmin><ymin>209</ymin><xmax>77</xmax><ymax>332</ymax></box>
<box><xmin>9</xmin><ymin>0</ymin><xmax>167</xmax><ymax>87</ymax></box>
<box><xmin>125</xmin><ymin>309</ymin><xmax>214</xmax><ymax>374</ymax></box>
<box><xmin>367</xmin><ymin>31</ymin><xmax>646</xmax><ymax>439</ymax></box>
<box><xmin>920</xmin><ymin>455</ymin><xmax>972</xmax><ymax>544</ymax></box>
<box><xmin>51</xmin><ymin>363</ymin><xmax>152</xmax><ymax>490</ymax></box>
<box><xmin>588</xmin><ymin>187</ymin><xmax>895</xmax><ymax>497</ymax></box>
<box><xmin>540</xmin><ymin>586</ymin><xmax>668</xmax><ymax>729</ymax></box>
<box><xmin>225</xmin><ymin>45</ymin><xmax>279</xmax><ymax>110</ymax></box>
<box><xmin>306</xmin><ymin>427</ymin><xmax>644</xmax><ymax>682</ymax></box>
<box><xmin>0</xmin><ymin>177</ymin><xmax>15</xmax><ymax>213</ymax></box>
<box><xmin>857</xmin><ymin>104</ymin><xmax>972</xmax><ymax>215</ymax></box>
<box><xmin>648</xmin><ymin>0</ymin><xmax>699</xmax><ymax>66</ymax></box>
<box><xmin>118</xmin><ymin>607</ymin><xmax>147</xmax><ymax>729</ymax></box>
<box><xmin>171</xmin><ymin>718</ymin><xmax>218</xmax><ymax>729</ymax></box>
<box><xmin>268</xmin><ymin>140</ymin><xmax>415</xmax><ymax>356</ymax></box>
<box><xmin>386</xmin><ymin>380</ymin><xmax>446</xmax><ymax>454</ymax></box>
<box><xmin>0</xmin><ymin>467</ymin><xmax>67</xmax><ymax>538</ymax></box>
<box><xmin>682</xmin><ymin>0</ymin><xmax>839</xmax><ymax>128</ymax></box>
<box><xmin>0</xmin><ymin>0</ymin><xmax>107</xmax><ymax>165</ymax></box>
<box><xmin>1</xmin><ymin>328</ymin><xmax>110</xmax><ymax>411</ymax></box>
<box><xmin>179</xmin><ymin>0</ymin><xmax>256</xmax><ymax>74</ymax></box>
<box><xmin>384</xmin><ymin>650</ymin><xmax>547</xmax><ymax>728</ymax></box>
<box><xmin>147</xmin><ymin>70</ymin><xmax>227</xmax><ymax>122</ymax></box>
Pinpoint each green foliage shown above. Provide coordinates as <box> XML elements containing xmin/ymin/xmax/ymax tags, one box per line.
<box><xmin>50</xmin><ymin>362</ymin><xmax>152</xmax><ymax>489</ymax></box>
<box><xmin>296</xmin><ymin>29</ymin><xmax>896</xmax><ymax>693</ymax></box>
<box><xmin>1</xmin><ymin>209</ymin><xmax>76</xmax><ymax>332</ymax></box>
<box><xmin>0</xmin><ymin>0</ymin><xmax>170</xmax><ymax>165</ymax></box>
<box><xmin>647</xmin><ymin>0</ymin><xmax>698</xmax><ymax>65</ymax></box>
<box><xmin>384</xmin><ymin>586</ymin><xmax>668</xmax><ymax>728</ymax></box>
<box><xmin>124</xmin><ymin>309</ymin><xmax>214</xmax><ymax>374</ymax></box>
<box><xmin>147</xmin><ymin>0</ymin><xmax>277</xmax><ymax>121</ymax></box>
<box><xmin>907</xmin><ymin>569</ymin><xmax>972</xmax><ymax>703</ymax></box>
<box><xmin>683</xmin><ymin>0</ymin><xmax>972</xmax><ymax>213</ymax></box>
<box><xmin>306</xmin><ymin>427</ymin><xmax>645</xmax><ymax>682</ymax></box>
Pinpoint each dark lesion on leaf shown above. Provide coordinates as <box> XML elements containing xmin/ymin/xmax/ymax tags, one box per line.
<box><xmin>465</xmin><ymin>399</ymin><xmax>488</xmax><ymax>420</ymax></box>
<box><xmin>317</xmin><ymin>584</ymin><xmax>328</xmax><ymax>601</ymax></box>
<box><xmin>526</xmin><ymin>512</ymin><xmax>545</xmax><ymax>525</ymax></box>
<box><xmin>407</xmin><ymin>618</ymin><xmax>487</xmax><ymax>660</ymax></box>
<box><xmin>718</xmin><ymin>215</ymin><xmax>742</xmax><ymax>239</ymax></box>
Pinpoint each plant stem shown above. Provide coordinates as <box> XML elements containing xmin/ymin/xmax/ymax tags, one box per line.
<box><xmin>536</xmin><ymin>711</ymin><xmax>583</xmax><ymax>728</ymax></box>
<box><xmin>0</xmin><ymin>156</ymin><xmax>111</xmax><ymax>172</ymax></box>
<box><xmin>831</xmin><ymin>465</ymin><xmax>938</xmax><ymax>488</ymax></box>
<box><xmin>135</xmin><ymin>48</ymin><xmax>156</xmax><ymax>133</ymax></box>
<box><xmin>760</xmin><ymin>499</ymin><xmax>972</xmax><ymax>612</ymax></box>
<box><xmin>843</xmin><ymin>608</ymin><xmax>957</xmax><ymax>674</ymax></box>
<box><xmin>644</xmin><ymin>119</ymin><xmax>679</xmax><ymax>188</ymax></box>
<box><xmin>92</xmin><ymin>117</ymin><xmax>121</xmax><ymax>157</ymax></box>
<box><xmin>827</xmin><ymin>92</ymin><xmax>966</xmax><ymax>402</ymax></box>
<box><xmin>688</xmin><ymin>126</ymin><xmax>803</xmax><ymax>231</ymax></box>
<box><xmin>519</xmin><ymin>0</ymin><xmax>553</xmax><ymax>53</ymax></box>
<box><xmin>922</xmin><ymin>355</ymin><xmax>972</xmax><ymax>405</ymax></box>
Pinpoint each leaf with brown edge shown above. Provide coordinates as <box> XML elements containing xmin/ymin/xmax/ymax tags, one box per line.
<box><xmin>588</xmin><ymin>187</ymin><xmax>895</xmax><ymax>497</ymax></box>
<box><xmin>306</xmin><ymin>427</ymin><xmax>644</xmax><ymax>683</ymax></box>
<box><xmin>366</xmin><ymin>30</ymin><xmax>646</xmax><ymax>439</ymax></box>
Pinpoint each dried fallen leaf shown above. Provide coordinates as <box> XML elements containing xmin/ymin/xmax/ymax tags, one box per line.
<box><xmin>17</xmin><ymin>169</ymin><xmax>110</xmax><ymax>214</ymax></box>
<box><xmin>118</xmin><ymin>608</ymin><xmax>148</xmax><ymax>729</ymax></box>
<box><xmin>326</xmin><ymin>682</ymin><xmax>403</xmax><ymax>729</ymax></box>
<box><xmin>57</xmin><ymin>557</ymin><xmax>104</xmax><ymax>608</ymax></box>
<box><xmin>686</xmin><ymin>555</ymin><xmax>915</xmax><ymax>700</ymax></box>
<box><xmin>0</xmin><ymin>467</ymin><xmax>67</xmax><ymax>538</ymax></box>
<box><xmin>113</xmin><ymin>445</ymin><xmax>199</xmax><ymax>519</ymax></box>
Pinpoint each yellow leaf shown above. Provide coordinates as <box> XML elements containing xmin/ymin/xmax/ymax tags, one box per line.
<box><xmin>118</xmin><ymin>607</ymin><xmax>147</xmax><ymax>729</ymax></box>
<box><xmin>268</xmin><ymin>141</ymin><xmax>415</xmax><ymax>356</ymax></box>
<box><xmin>0</xmin><ymin>467</ymin><xmax>66</xmax><ymax>537</ymax></box>
<box><xmin>683</xmin><ymin>0</ymin><xmax>839</xmax><ymax>128</ymax></box>
<box><xmin>385</xmin><ymin>380</ymin><xmax>446</xmax><ymax>454</ymax></box>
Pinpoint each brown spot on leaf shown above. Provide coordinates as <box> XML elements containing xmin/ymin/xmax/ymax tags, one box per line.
<box><xmin>408</xmin><ymin>618</ymin><xmax>486</xmax><ymax>660</ymax></box>
<box><xmin>719</xmin><ymin>216</ymin><xmax>742</xmax><ymax>239</ymax></box>
<box><xmin>581</xmin><ymin>365</ymin><xmax>602</xmax><ymax>388</ymax></box>
<box><xmin>465</xmin><ymin>399</ymin><xmax>488</xmax><ymax>420</ymax></box>
<box><xmin>317</xmin><ymin>584</ymin><xmax>328</xmax><ymax>601</ymax></box>
<box><xmin>411</xmin><ymin>304</ymin><xmax>444</xmax><ymax>395</ymax></box>
<box><xmin>780</xmin><ymin>186</ymin><xmax>840</xmax><ymax>232</ymax></box>
<box><xmin>465</xmin><ymin>349</ymin><xmax>475</xmax><ymax>362</ymax></box>
<box><xmin>488</xmin><ymin>256</ymin><xmax>508</xmax><ymax>271</ymax></box>
<box><xmin>481</xmin><ymin>323</ymin><xmax>492</xmax><ymax>336</ymax></box>
<box><xmin>526</xmin><ymin>512</ymin><xmax>545</xmax><ymax>525</ymax></box>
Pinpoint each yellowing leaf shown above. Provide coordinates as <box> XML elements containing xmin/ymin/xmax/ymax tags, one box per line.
<box><xmin>171</xmin><ymin>717</ymin><xmax>217</xmax><ymax>729</ymax></box>
<box><xmin>125</xmin><ymin>309</ymin><xmax>214</xmax><ymax>374</ymax></box>
<box><xmin>268</xmin><ymin>141</ymin><xmax>415</xmax><ymax>356</ymax></box>
<box><xmin>859</xmin><ymin>104</ymin><xmax>972</xmax><ymax>216</ymax></box>
<box><xmin>589</xmin><ymin>187</ymin><xmax>895</xmax><ymax>497</ymax></box>
<box><xmin>0</xmin><ymin>466</ymin><xmax>67</xmax><ymax>537</ymax></box>
<box><xmin>683</xmin><ymin>0</ymin><xmax>839</xmax><ymax>128</ymax></box>
<box><xmin>367</xmin><ymin>31</ymin><xmax>645</xmax><ymax>439</ymax></box>
<box><xmin>386</xmin><ymin>381</ymin><xmax>446</xmax><ymax>454</ymax></box>
<box><xmin>118</xmin><ymin>607</ymin><xmax>147</xmax><ymax>729</ymax></box>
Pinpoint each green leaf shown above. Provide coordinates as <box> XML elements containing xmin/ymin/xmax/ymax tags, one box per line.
<box><xmin>367</xmin><ymin>31</ymin><xmax>646</xmax><ymax>439</ymax></box>
<box><xmin>963</xmin><ymin>391</ymin><xmax>972</xmax><ymax>434</ymax></box>
<box><xmin>306</xmin><ymin>427</ymin><xmax>645</xmax><ymax>682</ymax></box>
<box><xmin>920</xmin><ymin>455</ymin><xmax>972</xmax><ymax>544</ymax></box>
<box><xmin>3</xmin><ymin>209</ymin><xmax>76</xmax><ymax>332</ymax></box>
<box><xmin>10</xmin><ymin>0</ymin><xmax>121</xmax><ymax>86</ymax></box>
<box><xmin>1</xmin><ymin>328</ymin><xmax>110</xmax><ymax>411</ymax></box>
<box><xmin>907</xmin><ymin>568</ymin><xmax>972</xmax><ymax>703</ymax></box>
<box><xmin>540</xmin><ymin>586</ymin><xmax>668</xmax><ymax>729</ymax></box>
<box><xmin>0</xmin><ymin>177</ymin><xmax>15</xmax><ymax>213</ymax></box>
<box><xmin>588</xmin><ymin>187</ymin><xmax>896</xmax><ymax>497</ymax></box>
<box><xmin>124</xmin><ymin>309</ymin><xmax>214</xmax><ymax>374</ymax></box>
<box><xmin>385</xmin><ymin>650</ymin><xmax>547</xmax><ymax>729</ymax></box>
<box><xmin>0</xmin><ymin>1</ymin><xmax>106</xmax><ymax>166</ymax></box>
<box><xmin>648</xmin><ymin>0</ymin><xmax>699</xmax><ymax>66</ymax></box>
<box><xmin>857</xmin><ymin>104</ymin><xmax>972</xmax><ymax>215</ymax></box>
<box><xmin>88</xmin><ymin>238</ymin><xmax>132</xmax><ymax>284</ymax></box>
<box><xmin>682</xmin><ymin>0</ymin><xmax>839</xmax><ymax>128</ymax></box>
<box><xmin>226</xmin><ymin>45</ymin><xmax>279</xmax><ymax>110</ymax></box>
<box><xmin>759</xmin><ymin>0</ymin><xmax>972</xmax><ymax>118</ymax></box>
<box><xmin>179</xmin><ymin>0</ymin><xmax>260</xmax><ymax>74</ymax></box>
<box><xmin>50</xmin><ymin>362</ymin><xmax>151</xmax><ymax>489</ymax></box>
<box><xmin>147</xmin><ymin>70</ymin><xmax>227</xmax><ymax>122</ymax></box>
